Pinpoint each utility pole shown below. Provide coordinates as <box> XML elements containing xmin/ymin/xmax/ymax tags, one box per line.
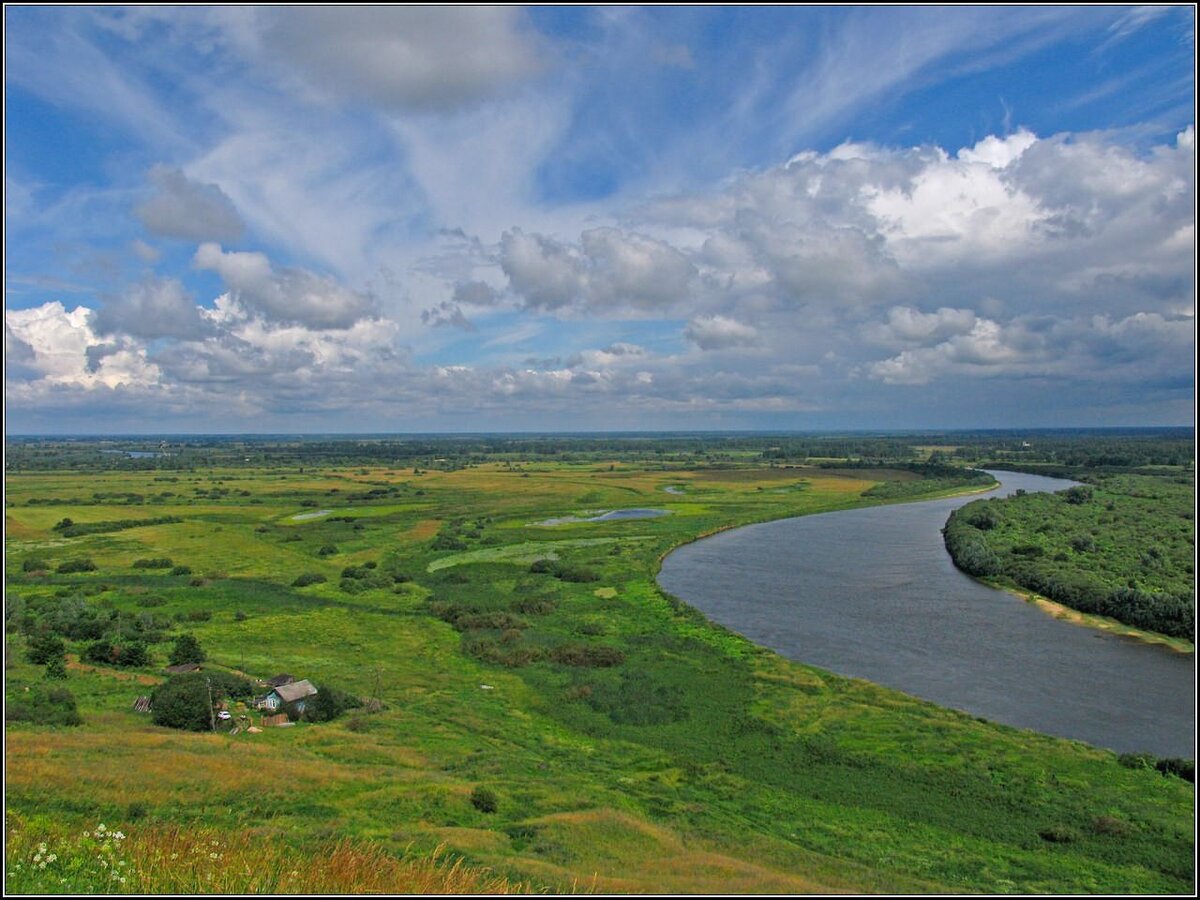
<box><xmin>206</xmin><ymin>677</ymin><xmax>215</xmax><ymax>731</ymax></box>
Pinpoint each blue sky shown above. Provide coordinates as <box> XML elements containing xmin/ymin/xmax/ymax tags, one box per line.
<box><xmin>4</xmin><ymin>5</ymin><xmax>1195</xmax><ymax>433</ymax></box>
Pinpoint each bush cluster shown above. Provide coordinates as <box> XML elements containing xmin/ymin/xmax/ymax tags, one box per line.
<box><xmin>5</xmin><ymin>685</ymin><xmax>82</xmax><ymax>726</ymax></box>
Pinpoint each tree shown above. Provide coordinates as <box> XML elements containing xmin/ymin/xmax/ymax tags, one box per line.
<box><xmin>151</xmin><ymin>673</ymin><xmax>212</xmax><ymax>731</ymax></box>
<box><xmin>169</xmin><ymin>633</ymin><xmax>206</xmax><ymax>666</ymax></box>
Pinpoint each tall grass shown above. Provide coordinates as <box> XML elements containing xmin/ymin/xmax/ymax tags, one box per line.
<box><xmin>4</xmin><ymin>813</ymin><xmax>531</xmax><ymax>894</ymax></box>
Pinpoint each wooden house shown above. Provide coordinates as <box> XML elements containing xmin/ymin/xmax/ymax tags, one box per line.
<box><xmin>258</xmin><ymin>679</ymin><xmax>318</xmax><ymax>712</ymax></box>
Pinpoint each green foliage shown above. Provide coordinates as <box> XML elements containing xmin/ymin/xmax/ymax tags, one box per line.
<box><xmin>470</xmin><ymin>786</ymin><xmax>499</xmax><ymax>814</ymax></box>
<box><xmin>301</xmin><ymin>683</ymin><xmax>362</xmax><ymax>723</ymax></box>
<box><xmin>4</xmin><ymin>434</ymin><xmax>1195</xmax><ymax>895</ymax></box>
<box><xmin>168</xmin><ymin>634</ymin><xmax>206</xmax><ymax>666</ymax></box>
<box><xmin>944</xmin><ymin>474</ymin><xmax>1195</xmax><ymax>638</ymax></box>
<box><xmin>56</xmin><ymin>558</ymin><xmax>97</xmax><ymax>574</ymax></box>
<box><xmin>27</xmin><ymin>633</ymin><xmax>66</xmax><ymax>665</ymax></box>
<box><xmin>132</xmin><ymin>558</ymin><xmax>174</xmax><ymax>569</ymax></box>
<box><xmin>548</xmin><ymin>643</ymin><xmax>625</xmax><ymax>668</ymax></box>
<box><xmin>5</xmin><ymin>684</ymin><xmax>83</xmax><ymax>726</ymax></box>
<box><xmin>169</xmin><ymin>565</ymin><xmax>192</xmax><ymax>576</ymax></box>
<box><xmin>21</xmin><ymin>556</ymin><xmax>49</xmax><ymax>573</ymax></box>
<box><xmin>54</xmin><ymin>516</ymin><xmax>183</xmax><ymax>538</ymax></box>
<box><xmin>150</xmin><ymin>673</ymin><xmax>212</xmax><ymax>731</ymax></box>
<box><xmin>585</xmin><ymin>672</ymin><xmax>688</xmax><ymax>725</ymax></box>
<box><xmin>43</xmin><ymin>654</ymin><xmax>68</xmax><ymax>680</ymax></box>
<box><xmin>82</xmin><ymin>640</ymin><xmax>150</xmax><ymax>668</ymax></box>
<box><xmin>292</xmin><ymin>572</ymin><xmax>327</xmax><ymax>587</ymax></box>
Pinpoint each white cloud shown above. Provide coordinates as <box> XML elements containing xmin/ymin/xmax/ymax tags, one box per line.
<box><xmin>499</xmin><ymin>226</ymin><xmax>696</xmax><ymax>314</ymax></box>
<box><xmin>684</xmin><ymin>315</ymin><xmax>759</xmax><ymax>350</ymax></box>
<box><xmin>193</xmin><ymin>243</ymin><xmax>378</xmax><ymax>329</ymax></box>
<box><xmin>5</xmin><ymin>301</ymin><xmax>160</xmax><ymax>390</ymax></box>
<box><xmin>865</xmin><ymin>306</ymin><xmax>979</xmax><ymax>346</ymax></box>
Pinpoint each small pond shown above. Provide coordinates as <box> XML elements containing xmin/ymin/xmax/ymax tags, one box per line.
<box><xmin>534</xmin><ymin>508</ymin><xmax>671</xmax><ymax>526</ymax></box>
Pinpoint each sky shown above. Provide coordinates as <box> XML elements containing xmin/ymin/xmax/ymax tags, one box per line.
<box><xmin>4</xmin><ymin>5</ymin><xmax>1196</xmax><ymax>434</ymax></box>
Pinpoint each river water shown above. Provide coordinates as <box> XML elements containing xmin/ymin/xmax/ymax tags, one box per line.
<box><xmin>658</xmin><ymin>470</ymin><xmax>1195</xmax><ymax>757</ymax></box>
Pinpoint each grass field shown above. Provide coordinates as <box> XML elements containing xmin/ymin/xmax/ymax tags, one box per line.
<box><xmin>4</xmin><ymin>457</ymin><xmax>1195</xmax><ymax>893</ymax></box>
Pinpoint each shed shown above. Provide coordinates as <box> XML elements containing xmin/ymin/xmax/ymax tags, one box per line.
<box><xmin>164</xmin><ymin>662</ymin><xmax>202</xmax><ymax>675</ymax></box>
<box><xmin>264</xmin><ymin>673</ymin><xmax>295</xmax><ymax>687</ymax></box>
<box><xmin>258</xmin><ymin>679</ymin><xmax>318</xmax><ymax>712</ymax></box>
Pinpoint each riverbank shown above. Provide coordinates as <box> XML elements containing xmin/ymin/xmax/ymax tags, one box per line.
<box><xmin>659</xmin><ymin>468</ymin><xmax>1195</xmax><ymax>758</ymax></box>
<box><xmin>988</xmin><ymin>579</ymin><xmax>1195</xmax><ymax>653</ymax></box>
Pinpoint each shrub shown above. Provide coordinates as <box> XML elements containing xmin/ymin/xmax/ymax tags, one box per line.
<box><xmin>44</xmin><ymin>654</ymin><xmax>68</xmax><ymax>680</ymax></box>
<box><xmin>169</xmin><ymin>565</ymin><xmax>192</xmax><ymax>576</ymax></box>
<box><xmin>27</xmin><ymin>633</ymin><xmax>66</xmax><ymax>665</ymax></box>
<box><xmin>21</xmin><ymin>557</ymin><xmax>49</xmax><ymax>573</ymax></box>
<box><xmin>317</xmin><ymin>545</ymin><xmax>338</xmax><ymax>557</ymax></box>
<box><xmin>56</xmin><ymin>558</ymin><xmax>97</xmax><ymax>574</ymax></box>
<box><xmin>431</xmin><ymin>534</ymin><xmax>467</xmax><ymax>551</ymax></box>
<box><xmin>1038</xmin><ymin>826</ymin><xmax>1080</xmax><ymax>844</ymax></box>
<box><xmin>470</xmin><ymin>786</ymin><xmax>499</xmax><ymax>814</ymax></box>
<box><xmin>511</xmin><ymin>597</ymin><xmax>556</xmax><ymax>616</ymax></box>
<box><xmin>135</xmin><ymin>595</ymin><xmax>167</xmax><ymax>607</ymax></box>
<box><xmin>301</xmin><ymin>683</ymin><xmax>363</xmax><ymax>723</ymax></box>
<box><xmin>5</xmin><ymin>684</ymin><xmax>82</xmax><ymax>726</ymax></box>
<box><xmin>1155</xmin><ymin>757</ymin><xmax>1195</xmax><ymax>782</ymax></box>
<box><xmin>548</xmin><ymin>643</ymin><xmax>625</xmax><ymax>668</ymax></box>
<box><xmin>293</xmin><ymin>573</ymin><xmax>328</xmax><ymax>587</ymax></box>
<box><xmin>555</xmin><ymin>565</ymin><xmax>599</xmax><ymax>583</ymax></box>
<box><xmin>132</xmin><ymin>558</ymin><xmax>173</xmax><ymax>569</ymax></box>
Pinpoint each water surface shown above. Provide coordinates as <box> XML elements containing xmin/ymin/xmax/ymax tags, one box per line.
<box><xmin>658</xmin><ymin>470</ymin><xmax>1194</xmax><ymax>756</ymax></box>
<box><xmin>535</xmin><ymin>508</ymin><xmax>670</xmax><ymax>526</ymax></box>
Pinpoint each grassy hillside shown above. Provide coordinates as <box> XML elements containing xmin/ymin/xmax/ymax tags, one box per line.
<box><xmin>5</xmin><ymin>457</ymin><xmax>1194</xmax><ymax>893</ymax></box>
<box><xmin>944</xmin><ymin>473</ymin><xmax>1195</xmax><ymax>643</ymax></box>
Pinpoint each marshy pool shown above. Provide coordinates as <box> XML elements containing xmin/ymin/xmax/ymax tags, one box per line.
<box><xmin>658</xmin><ymin>470</ymin><xmax>1195</xmax><ymax>757</ymax></box>
<box><xmin>534</xmin><ymin>508</ymin><xmax>671</xmax><ymax>526</ymax></box>
<box><xmin>290</xmin><ymin>509</ymin><xmax>333</xmax><ymax>521</ymax></box>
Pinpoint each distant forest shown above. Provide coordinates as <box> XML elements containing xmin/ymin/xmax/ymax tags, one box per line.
<box><xmin>5</xmin><ymin>427</ymin><xmax>1193</xmax><ymax>472</ymax></box>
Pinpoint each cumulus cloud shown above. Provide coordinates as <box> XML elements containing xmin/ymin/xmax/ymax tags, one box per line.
<box><xmin>500</xmin><ymin>226</ymin><xmax>696</xmax><ymax>314</ymax></box>
<box><xmin>193</xmin><ymin>243</ymin><xmax>377</xmax><ymax>329</ymax></box>
<box><xmin>92</xmin><ymin>276</ymin><xmax>212</xmax><ymax>340</ymax></box>
<box><xmin>5</xmin><ymin>301</ymin><xmax>160</xmax><ymax>390</ymax></box>
<box><xmin>135</xmin><ymin>165</ymin><xmax>245</xmax><ymax>242</ymax></box>
<box><xmin>421</xmin><ymin>301</ymin><xmax>473</xmax><ymax>330</ymax></box>
<box><xmin>864</xmin><ymin>306</ymin><xmax>979</xmax><ymax>346</ymax></box>
<box><xmin>684</xmin><ymin>315</ymin><xmax>759</xmax><ymax>350</ymax></box>
<box><xmin>260</xmin><ymin>6</ymin><xmax>544</xmax><ymax>112</ymax></box>
<box><xmin>866</xmin><ymin>309</ymin><xmax>1194</xmax><ymax>386</ymax></box>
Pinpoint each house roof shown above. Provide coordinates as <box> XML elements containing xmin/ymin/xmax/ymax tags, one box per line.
<box><xmin>165</xmin><ymin>662</ymin><xmax>202</xmax><ymax>674</ymax></box>
<box><xmin>271</xmin><ymin>679</ymin><xmax>318</xmax><ymax>703</ymax></box>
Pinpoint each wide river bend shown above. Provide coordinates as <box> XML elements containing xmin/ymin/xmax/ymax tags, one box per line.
<box><xmin>658</xmin><ymin>470</ymin><xmax>1195</xmax><ymax>757</ymax></box>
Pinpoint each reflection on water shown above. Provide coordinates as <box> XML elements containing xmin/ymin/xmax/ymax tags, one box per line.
<box><xmin>658</xmin><ymin>470</ymin><xmax>1195</xmax><ymax>757</ymax></box>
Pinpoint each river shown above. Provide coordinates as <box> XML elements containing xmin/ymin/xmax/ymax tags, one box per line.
<box><xmin>657</xmin><ymin>469</ymin><xmax>1195</xmax><ymax>757</ymax></box>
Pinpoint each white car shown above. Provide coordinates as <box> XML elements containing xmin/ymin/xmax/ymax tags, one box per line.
<box><xmin>217</xmin><ymin>711</ymin><xmax>232</xmax><ymax>721</ymax></box>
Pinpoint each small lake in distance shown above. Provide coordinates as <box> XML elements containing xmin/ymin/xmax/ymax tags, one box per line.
<box><xmin>658</xmin><ymin>470</ymin><xmax>1195</xmax><ymax>757</ymax></box>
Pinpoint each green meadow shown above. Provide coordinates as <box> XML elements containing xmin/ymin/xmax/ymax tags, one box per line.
<box><xmin>4</xmin><ymin>448</ymin><xmax>1195</xmax><ymax>893</ymax></box>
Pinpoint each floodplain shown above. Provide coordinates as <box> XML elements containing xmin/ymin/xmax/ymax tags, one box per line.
<box><xmin>4</xmin><ymin>435</ymin><xmax>1195</xmax><ymax>893</ymax></box>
